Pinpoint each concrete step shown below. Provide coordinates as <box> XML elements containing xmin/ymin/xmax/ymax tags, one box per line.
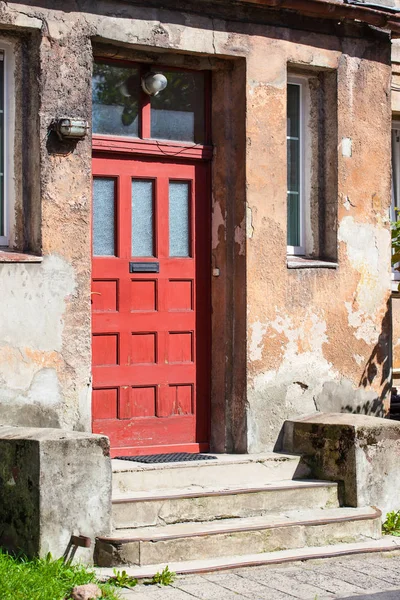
<box><xmin>112</xmin><ymin>479</ymin><xmax>340</xmax><ymax>529</ymax></box>
<box><xmin>112</xmin><ymin>452</ymin><xmax>310</xmax><ymax>494</ymax></box>
<box><xmin>95</xmin><ymin>506</ymin><xmax>381</xmax><ymax>567</ymax></box>
<box><xmin>95</xmin><ymin>536</ymin><xmax>400</xmax><ymax>580</ymax></box>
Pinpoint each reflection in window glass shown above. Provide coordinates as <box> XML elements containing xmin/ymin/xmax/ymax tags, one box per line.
<box><xmin>151</xmin><ymin>71</ymin><xmax>205</xmax><ymax>143</ymax></box>
<box><xmin>93</xmin><ymin>178</ymin><xmax>116</xmax><ymax>256</ymax></box>
<box><xmin>92</xmin><ymin>62</ymin><xmax>140</xmax><ymax>137</ymax></box>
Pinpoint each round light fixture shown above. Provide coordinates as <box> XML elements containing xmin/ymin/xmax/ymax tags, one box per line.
<box><xmin>141</xmin><ymin>72</ymin><xmax>168</xmax><ymax>96</ymax></box>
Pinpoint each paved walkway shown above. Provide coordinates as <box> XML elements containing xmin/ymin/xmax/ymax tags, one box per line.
<box><xmin>115</xmin><ymin>552</ymin><xmax>400</xmax><ymax>599</ymax></box>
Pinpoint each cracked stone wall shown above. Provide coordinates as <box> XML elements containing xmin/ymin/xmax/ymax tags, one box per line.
<box><xmin>0</xmin><ymin>2</ymin><xmax>392</xmax><ymax>452</ymax></box>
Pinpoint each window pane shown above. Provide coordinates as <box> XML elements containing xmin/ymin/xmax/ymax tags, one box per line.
<box><xmin>169</xmin><ymin>182</ymin><xmax>190</xmax><ymax>257</ymax></box>
<box><xmin>287</xmin><ymin>194</ymin><xmax>300</xmax><ymax>248</ymax></box>
<box><xmin>132</xmin><ymin>180</ymin><xmax>154</xmax><ymax>257</ymax></box>
<box><xmin>92</xmin><ymin>62</ymin><xmax>140</xmax><ymax>137</ymax></box>
<box><xmin>287</xmin><ymin>84</ymin><xmax>300</xmax><ymax>138</ymax></box>
<box><xmin>151</xmin><ymin>71</ymin><xmax>205</xmax><ymax>143</ymax></box>
<box><xmin>93</xmin><ymin>178</ymin><xmax>115</xmax><ymax>256</ymax></box>
<box><xmin>287</xmin><ymin>139</ymin><xmax>300</xmax><ymax>192</ymax></box>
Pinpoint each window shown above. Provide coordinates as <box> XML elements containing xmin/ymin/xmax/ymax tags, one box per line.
<box><xmin>286</xmin><ymin>71</ymin><xmax>338</xmax><ymax>262</ymax></box>
<box><xmin>92</xmin><ymin>61</ymin><xmax>207</xmax><ymax>144</ymax></box>
<box><xmin>392</xmin><ymin>121</ymin><xmax>400</xmax><ymax>285</ymax></box>
<box><xmin>0</xmin><ymin>48</ymin><xmax>9</xmax><ymax>246</ymax></box>
<box><xmin>287</xmin><ymin>78</ymin><xmax>305</xmax><ymax>255</ymax></box>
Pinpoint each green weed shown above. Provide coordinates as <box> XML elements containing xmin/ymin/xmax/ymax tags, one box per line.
<box><xmin>0</xmin><ymin>549</ymin><xmax>120</xmax><ymax>600</ymax></box>
<box><xmin>108</xmin><ymin>568</ymin><xmax>138</xmax><ymax>588</ymax></box>
<box><xmin>150</xmin><ymin>565</ymin><xmax>176</xmax><ymax>586</ymax></box>
<box><xmin>382</xmin><ymin>510</ymin><xmax>400</xmax><ymax>536</ymax></box>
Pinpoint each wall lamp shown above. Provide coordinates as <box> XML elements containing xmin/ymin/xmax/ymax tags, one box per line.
<box><xmin>141</xmin><ymin>72</ymin><xmax>168</xmax><ymax>96</ymax></box>
<box><xmin>54</xmin><ymin>118</ymin><xmax>89</xmax><ymax>141</ymax></box>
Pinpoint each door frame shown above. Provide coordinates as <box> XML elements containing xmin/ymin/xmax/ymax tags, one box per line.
<box><xmin>91</xmin><ymin>53</ymin><xmax>247</xmax><ymax>454</ymax></box>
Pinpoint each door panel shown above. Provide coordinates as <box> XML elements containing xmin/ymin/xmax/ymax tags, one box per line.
<box><xmin>91</xmin><ymin>156</ymin><xmax>210</xmax><ymax>456</ymax></box>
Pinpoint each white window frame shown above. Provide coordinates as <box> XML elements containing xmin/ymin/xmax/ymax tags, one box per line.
<box><xmin>0</xmin><ymin>41</ymin><xmax>15</xmax><ymax>247</ymax></box>
<box><xmin>287</xmin><ymin>76</ymin><xmax>306</xmax><ymax>256</ymax></box>
<box><xmin>392</xmin><ymin>120</ymin><xmax>400</xmax><ymax>288</ymax></box>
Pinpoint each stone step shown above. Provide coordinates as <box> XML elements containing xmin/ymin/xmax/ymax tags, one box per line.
<box><xmin>95</xmin><ymin>536</ymin><xmax>400</xmax><ymax>580</ymax></box>
<box><xmin>112</xmin><ymin>479</ymin><xmax>340</xmax><ymax>529</ymax></box>
<box><xmin>112</xmin><ymin>452</ymin><xmax>310</xmax><ymax>494</ymax></box>
<box><xmin>95</xmin><ymin>506</ymin><xmax>381</xmax><ymax>567</ymax></box>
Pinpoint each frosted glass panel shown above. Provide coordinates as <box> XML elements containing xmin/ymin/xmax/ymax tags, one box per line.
<box><xmin>169</xmin><ymin>182</ymin><xmax>190</xmax><ymax>257</ymax></box>
<box><xmin>93</xmin><ymin>178</ymin><xmax>115</xmax><ymax>256</ymax></box>
<box><xmin>132</xmin><ymin>180</ymin><xmax>154</xmax><ymax>257</ymax></box>
<box><xmin>92</xmin><ymin>62</ymin><xmax>140</xmax><ymax>137</ymax></box>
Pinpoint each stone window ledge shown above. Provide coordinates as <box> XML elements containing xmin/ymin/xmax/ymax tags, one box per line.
<box><xmin>287</xmin><ymin>256</ymin><xmax>338</xmax><ymax>269</ymax></box>
<box><xmin>0</xmin><ymin>250</ymin><xmax>43</xmax><ymax>263</ymax></box>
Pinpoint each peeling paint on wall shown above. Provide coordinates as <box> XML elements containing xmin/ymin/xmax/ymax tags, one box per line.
<box><xmin>249</xmin><ymin>320</ymin><xmax>267</xmax><ymax>362</ymax></box>
<box><xmin>212</xmin><ymin>200</ymin><xmax>225</xmax><ymax>250</ymax></box>
<box><xmin>339</xmin><ymin>216</ymin><xmax>390</xmax><ymax>344</ymax></box>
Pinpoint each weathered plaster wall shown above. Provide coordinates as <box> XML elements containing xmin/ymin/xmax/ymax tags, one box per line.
<box><xmin>245</xmin><ymin>33</ymin><xmax>391</xmax><ymax>450</ymax></box>
<box><xmin>0</xmin><ymin>2</ymin><xmax>392</xmax><ymax>452</ymax></box>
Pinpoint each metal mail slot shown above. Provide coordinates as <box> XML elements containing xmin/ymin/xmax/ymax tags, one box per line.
<box><xmin>130</xmin><ymin>262</ymin><xmax>159</xmax><ymax>273</ymax></box>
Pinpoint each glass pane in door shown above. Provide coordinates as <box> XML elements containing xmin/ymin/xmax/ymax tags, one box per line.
<box><xmin>93</xmin><ymin>178</ymin><xmax>116</xmax><ymax>256</ymax></box>
<box><xmin>132</xmin><ymin>180</ymin><xmax>154</xmax><ymax>257</ymax></box>
<box><xmin>169</xmin><ymin>181</ymin><xmax>190</xmax><ymax>257</ymax></box>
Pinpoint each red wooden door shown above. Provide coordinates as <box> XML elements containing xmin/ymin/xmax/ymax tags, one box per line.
<box><xmin>91</xmin><ymin>156</ymin><xmax>210</xmax><ymax>456</ymax></box>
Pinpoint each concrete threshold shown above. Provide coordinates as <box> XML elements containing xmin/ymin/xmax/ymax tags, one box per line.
<box><xmin>111</xmin><ymin>452</ymin><xmax>303</xmax><ymax>472</ymax></box>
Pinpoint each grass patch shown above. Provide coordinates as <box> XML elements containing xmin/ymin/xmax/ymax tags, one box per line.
<box><xmin>0</xmin><ymin>550</ymin><xmax>121</xmax><ymax>600</ymax></box>
<box><xmin>382</xmin><ymin>510</ymin><xmax>400</xmax><ymax>536</ymax></box>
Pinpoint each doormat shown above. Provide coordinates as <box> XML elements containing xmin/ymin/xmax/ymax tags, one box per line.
<box><xmin>116</xmin><ymin>452</ymin><xmax>218</xmax><ymax>464</ymax></box>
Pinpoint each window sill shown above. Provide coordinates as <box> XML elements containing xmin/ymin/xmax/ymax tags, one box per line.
<box><xmin>287</xmin><ymin>256</ymin><xmax>338</xmax><ymax>269</ymax></box>
<box><xmin>0</xmin><ymin>250</ymin><xmax>43</xmax><ymax>263</ymax></box>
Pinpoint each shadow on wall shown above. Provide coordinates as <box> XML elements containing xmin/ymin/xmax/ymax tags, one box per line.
<box><xmin>355</xmin><ymin>298</ymin><xmax>391</xmax><ymax>416</ymax></box>
<box><xmin>315</xmin><ymin>300</ymin><xmax>391</xmax><ymax>418</ymax></box>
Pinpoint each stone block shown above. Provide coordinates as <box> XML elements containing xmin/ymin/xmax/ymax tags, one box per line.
<box><xmin>283</xmin><ymin>413</ymin><xmax>400</xmax><ymax>515</ymax></box>
<box><xmin>0</xmin><ymin>425</ymin><xmax>111</xmax><ymax>562</ymax></box>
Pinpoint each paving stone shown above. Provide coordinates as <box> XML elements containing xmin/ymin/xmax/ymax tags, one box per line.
<box><xmin>290</xmin><ymin>565</ymin><xmax>367</xmax><ymax>597</ymax></box>
<box><xmin>316</xmin><ymin>562</ymin><xmax>400</xmax><ymax>591</ymax></box>
<box><xmin>203</xmin><ymin>571</ymin><xmax>301</xmax><ymax>599</ymax></box>
<box><xmin>241</xmin><ymin>569</ymin><xmax>332</xmax><ymax>599</ymax></box>
<box><xmin>173</xmin><ymin>579</ymin><xmax>248</xmax><ymax>599</ymax></box>
<box><xmin>332</xmin><ymin>558</ymin><xmax>400</xmax><ymax>587</ymax></box>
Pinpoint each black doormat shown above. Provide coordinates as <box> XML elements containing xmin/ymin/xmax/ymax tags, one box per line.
<box><xmin>116</xmin><ymin>452</ymin><xmax>218</xmax><ymax>464</ymax></box>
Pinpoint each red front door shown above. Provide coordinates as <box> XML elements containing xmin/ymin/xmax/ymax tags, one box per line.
<box><xmin>91</xmin><ymin>156</ymin><xmax>210</xmax><ymax>456</ymax></box>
